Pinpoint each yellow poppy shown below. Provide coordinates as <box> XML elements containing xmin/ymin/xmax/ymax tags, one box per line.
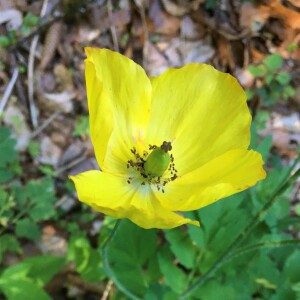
<box><xmin>70</xmin><ymin>48</ymin><xmax>266</xmax><ymax>229</ymax></box>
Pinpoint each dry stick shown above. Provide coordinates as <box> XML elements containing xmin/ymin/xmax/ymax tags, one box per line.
<box><xmin>0</xmin><ymin>68</ymin><xmax>19</xmax><ymax>114</ymax></box>
<box><xmin>28</xmin><ymin>0</ymin><xmax>49</xmax><ymax>128</ymax></box>
<box><xmin>55</xmin><ymin>156</ymin><xmax>87</xmax><ymax>176</ymax></box>
<box><xmin>101</xmin><ymin>280</ymin><xmax>113</xmax><ymax>300</ymax></box>
<box><xmin>137</xmin><ymin>2</ymin><xmax>149</xmax><ymax>69</ymax></box>
<box><xmin>107</xmin><ymin>0</ymin><xmax>119</xmax><ymax>52</ymax></box>
<box><xmin>30</xmin><ymin>111</ymin><xmax>60</xmax><ymax>138</ymax></box>
<box><xmin>180</xmin><ymin>166</ymin><xmax>300</xmax><ymax>299</ymax></box>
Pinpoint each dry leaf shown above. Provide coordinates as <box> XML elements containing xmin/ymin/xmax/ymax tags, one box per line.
<box><xmin>3</xmin><ymin>101</ymin><xmax>31</xmax><ymax>151</ymax></box>
<box><xmin>145</xmin><ymin>41</ymin><xmax>169</xmax><ymax>76</ymax></box>
<box><xmin>0</xmin><ymin>8</ymin><xmax>22</xmax><ymax>30</ymax></box>
<box><xmin>39</xmin><ymin>136</ymin><xmax>62</xmax><ymax>167</ymax></box>
<box><xmin>161</xmin><ymin>0</ymin><xmax>188</xmax><ymax>16</ymax></box>
<box><xmin>180</xmin><ymin>40</ymin><xmax>215</xmax><ymax>64</ymax></box>
<box><xmin>40</xmin><ymin>21</ymin><xmax>64</xmax><ymax>70</ymax></box>
<box><xmin>149</xmin><ymin>0</ymin><xmax>181</xmax><ymax>35</ymax></box>
<box><xmin>42</xmin><ymin>89</ymin><xmax>75</xmax><ymax>113</ymax></box>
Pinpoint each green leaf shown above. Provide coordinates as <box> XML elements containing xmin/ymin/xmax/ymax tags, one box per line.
<box><xmin>265</xmin><ymin>73</ymin><xmax>274</xmax><ymax>85</ymax></box>
<box><xmin>255</xmin><ymin>135</ymin><xmax>273</xmax><ymax>162</ymax></box>
<box><xmin>0</xmin><ymin>127</ymin><xmax>17</xmax><ymax>167</ymax></box>
<box><xmin>157</xmin><ymin>245</ymin><xmax>188</xmax><ymax>294</ymax></box>
<box><xmin>24</xmin><ymin>256</ymin><xmax>66</xmax><ymax>285</ymax></box>
<box><xmin>0</xmin><ymin>234</ymin><xmax>21</xmax><ymax>262</ymax></box>
<box><xmin>265</xmin><ymin>196</ymin><xmax>290</xmax><ymax>227</ymax></box>
<box><xmin>23</xmin><ymin>12</ymin><xmax>39</xmax><ymax>27</ymax></box>
<box><xmin>283</xmin><ymin>250</ymin><xmax>300</xmax><ymax>283</ymax></box>
<box><xmin>0</xmin><ymin>35</ymin><xmax>10</xmax><ymax>47</ymax></box>
<box><xmin>68</xmin><ymin>236</ymin><xmax>106</xmax><ymax>282</ymax></box>
<box><xmin>28</xmin><ymin>141</ymin><xmax>40</xmax><ymax>158</ymax></box>
<box><xmin>295</xmin><ymin>204</ymin><xmax>300</xmax><ymax>216</ymax></box>
<box><xmin>15</xmin><ymin>218</ymin><xmax>41</xmax><ymax>240</ymax></box>
<box><xmin>245</xmin><ymin>89</ymin><xmax>255</xmax><ymax>100</ymax></box>
<box><xmin>103</xmin><ymin>220</ymin><xmax>157</xmax><ymax>298</ymax></box>
<box><xmin>283</xmin><ymin>86</ymin><xmax>296</xmax><ymax>99</ymax></box>
<box><xmin>0</xmin><ymin>279</ymin><xmax>51</xmax><ymax>300</ymax></box>
<box><xmin>145</xmin><ymin>283</ymin><xmax>178</xmax><ymax>300</ymax></box>
<box><xmin>23</xmin><ymin>178</ymin><xmax>57</xmax><ymax>221</ymax></box>
<box><xmin>276</xmin><ymin>72</ymin><xmax>291</xmax><ymax>85</ymax></box>
<box><xmin>165</xmin><ymin>228</ymin><xmax>198</xmax><ymax>269</ymax></box>
<box><xmin>251</xmin><ymin>253</ymin><xmax>281</xmax><ymax>286</ymax></box>
<box><xmin>0</xmin><ymin>255</ymin><xmax>65</xmax><ymax>300</ymax></box>
<box><xmin>248</xmin><ymin>65</ymin><xmax>266</xmax><ymax>77</ymax></box>
<box><xmin>263</xmin><ymin>54</ymin><xmax>283</xmax><ymax>72</ymax></box>
<box><xmin>73</xmin><ymin>115</ymin><xmax>90</xmax><ymax>137</ymax></box>
<box><xmin>193</xmin><ymin>279</ymin><xmax>237</xmax><ymax>300</ymax></box>
<box><xmin>0</xmin><ymin>169</ymin><xmax>14</xmax><ymax>183</ymax></box>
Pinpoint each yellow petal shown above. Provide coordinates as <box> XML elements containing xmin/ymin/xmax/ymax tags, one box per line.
<box><xmin>146</xmin><ymin>64</ymin><xmax>251</xmax><ymax>175</ymax></box>
<box><xmin>128</xmin><ymin>185</ymin><xmax>199</xmax><ymax>229</ymax></box>
<box><xmin>154</xmin><ymin>149</ymin><xmax>266</xmax><ymax>211</ymax></box>
<box><xmin>85</xmin><ymin>48</ymin><xmax>152</xmax><ymax>172</ymax></box>
<box><xmin>70</xmin><ymin>171</ymin><xmax>199</xmax><ymax>229</ymax></box>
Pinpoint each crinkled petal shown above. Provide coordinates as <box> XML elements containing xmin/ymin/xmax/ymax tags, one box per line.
<box><xmin>85</xmin><ymin>48</ymin><xmax>151</xmax><ymax>172</ymax></box>
<box><xmin>146</xmin><ymin>64</ymin><xmax>251</xmax><ymax>175</ymax></box>
<box><xmin>70</xmin><ymin>170</ymin><xmax>199</xmax><ymax>229</ymax></box>
<box><xmin>154</xmin><ymin>149</ymin><xmax>266</xmax><ymax>211</ymax></box>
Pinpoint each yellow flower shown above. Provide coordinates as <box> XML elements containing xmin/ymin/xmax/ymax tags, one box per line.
<box><xmin>70</xmin><ymin>48</ymin><xmax>266</xmax><ymax>229</ymax></box>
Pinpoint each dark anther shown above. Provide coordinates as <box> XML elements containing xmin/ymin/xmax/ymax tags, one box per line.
<box><xmin>127</xmin><ymin>144</ymin><xmax>177</xmax><ymax>192</ymax></box>
<box><xmin>161</xmin><ymin>141</ymin><xmax>172</xmax><ymax>152</ymax></box>
<box><xmin>171</xmin><ymin>174</ymin><xmax>177</xmax><ymax>181</ymax></box>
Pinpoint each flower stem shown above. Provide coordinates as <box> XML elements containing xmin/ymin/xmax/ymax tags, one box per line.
<box><xmin>226</xmin><ymin>239</ymin><xmax>300</xmax><ymax>262</ymax></box>
<box><xmin>180</xmin><ymin>167</ymin><xmax>300</xmax><ymax>299</ymax></box>
<box><xmin>102</xmin><ymin>219</ymin><xmax>142</xmax><ymax>300</ymax></box>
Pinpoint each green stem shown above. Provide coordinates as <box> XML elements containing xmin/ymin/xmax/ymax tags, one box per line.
<box><xmin>226</xmin><ymin>239</ymin><xmax>300</xmax><ymax>262</ymax></box>
<box><xmin>180</xmin><ymin>167</ymin><xmax>300</xmax><ymax>299</ymax></box>
<box><xmin>102</xmin><ymin>219</ymin><xmax>142</xmax><ymax>300</ymax></box>
<box><xmin>0</xmin><ymin>201</ymin><xmax>33</xmax><ymax>236</ymax></box>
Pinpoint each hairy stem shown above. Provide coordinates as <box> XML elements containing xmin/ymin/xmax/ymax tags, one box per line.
<box><xmin>102</xmin><ymin>219</ymin><xmax>142</xmax><ymax>300</ymax></box>
<box><xmin>180</xmin><ymin>167</ymin><xmax>300</xmax><ymax>299</ymax></box>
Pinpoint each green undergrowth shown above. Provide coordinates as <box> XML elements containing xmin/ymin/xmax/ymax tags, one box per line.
<box><xmin>0</xmin><ymin>111</ymin><xmax>299</xmax><ymax>299</ymax></box>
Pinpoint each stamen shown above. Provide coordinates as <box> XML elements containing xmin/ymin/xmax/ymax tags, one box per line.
<box><xmin>126</xmin><ymin>141</ymin><xmax>178</xmax><ymax>191</ymax></box>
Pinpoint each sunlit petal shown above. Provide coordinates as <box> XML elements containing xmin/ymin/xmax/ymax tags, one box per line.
<box><xmin>70</xmin><ymin>170</ymin><xmax>198</xmax><ymax>229</ymax></box>
<box><xmin>147</xmin><ymin>64</ymin><xmax>250</xmax><ymax>175</ymax></box>
<box><xmin>155</xmin><ymin>149</ymin><xmax>266</xmax><ymax>211</ymax></box>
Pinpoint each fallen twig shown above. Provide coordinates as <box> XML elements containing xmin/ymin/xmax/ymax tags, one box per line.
<box><xmin>30</xmin><ymin>111</ymin><xmax>61</xmax><ymax>138</ymax></box>
<box><xmin>28</xmin><ymin>0</ymin><xmax>50</xmax><ymax>128</ymax></box>
<box><xmin>107</xmin><ymin>0</ymin><xmax>119</xmax><ymax>52</ymax></box>
<box><xmin>0</xmin><ymin>67</ymin><xmax>19</xmax><ymax>114</ymax></box>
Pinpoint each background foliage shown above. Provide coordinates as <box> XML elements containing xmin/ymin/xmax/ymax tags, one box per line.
<box><xmin>0</xmin><ymin>0</ymin><xmax>299</xmax><ymax>299</ymax></box>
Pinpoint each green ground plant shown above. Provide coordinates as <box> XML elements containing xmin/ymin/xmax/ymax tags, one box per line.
<box><xmin>247</xmin><ymin>53</ymin><xmax>296</xmax><ymax>106</ymax></box>
<box><xmin>1</xmin><ymin>114</ymin><xmax>300</xmax><ymax>299</ymax></box>
<box><xmin>0</xmin><ymin>126</ymin><xmax>106</xmax><ymax>299</ymax></box>
<box><xmin>0</xmin><ymin>13</ymin><xmax>39</xmax><ymax>49</ymax></box>
<box><xmin>0</xmin><ymin>79</ymin><xmax>299</xmax><ymax>299</ymax></box>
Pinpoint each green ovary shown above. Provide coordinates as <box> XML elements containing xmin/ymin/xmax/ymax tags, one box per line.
<box><xmin>144</xmin><ymin>147</ymin><xmax>171</xmax><ymax>178</ymax></box>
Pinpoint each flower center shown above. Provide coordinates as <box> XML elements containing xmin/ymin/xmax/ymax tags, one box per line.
<box><xmin>126</xmin><ymin>141</ymin><xmax>178</xmax><ymax>192</ymax></box>
<box><xmin>144</xmin><ymin>141</ymin><xmax>172</xmax><ymax>178</ymax></box>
